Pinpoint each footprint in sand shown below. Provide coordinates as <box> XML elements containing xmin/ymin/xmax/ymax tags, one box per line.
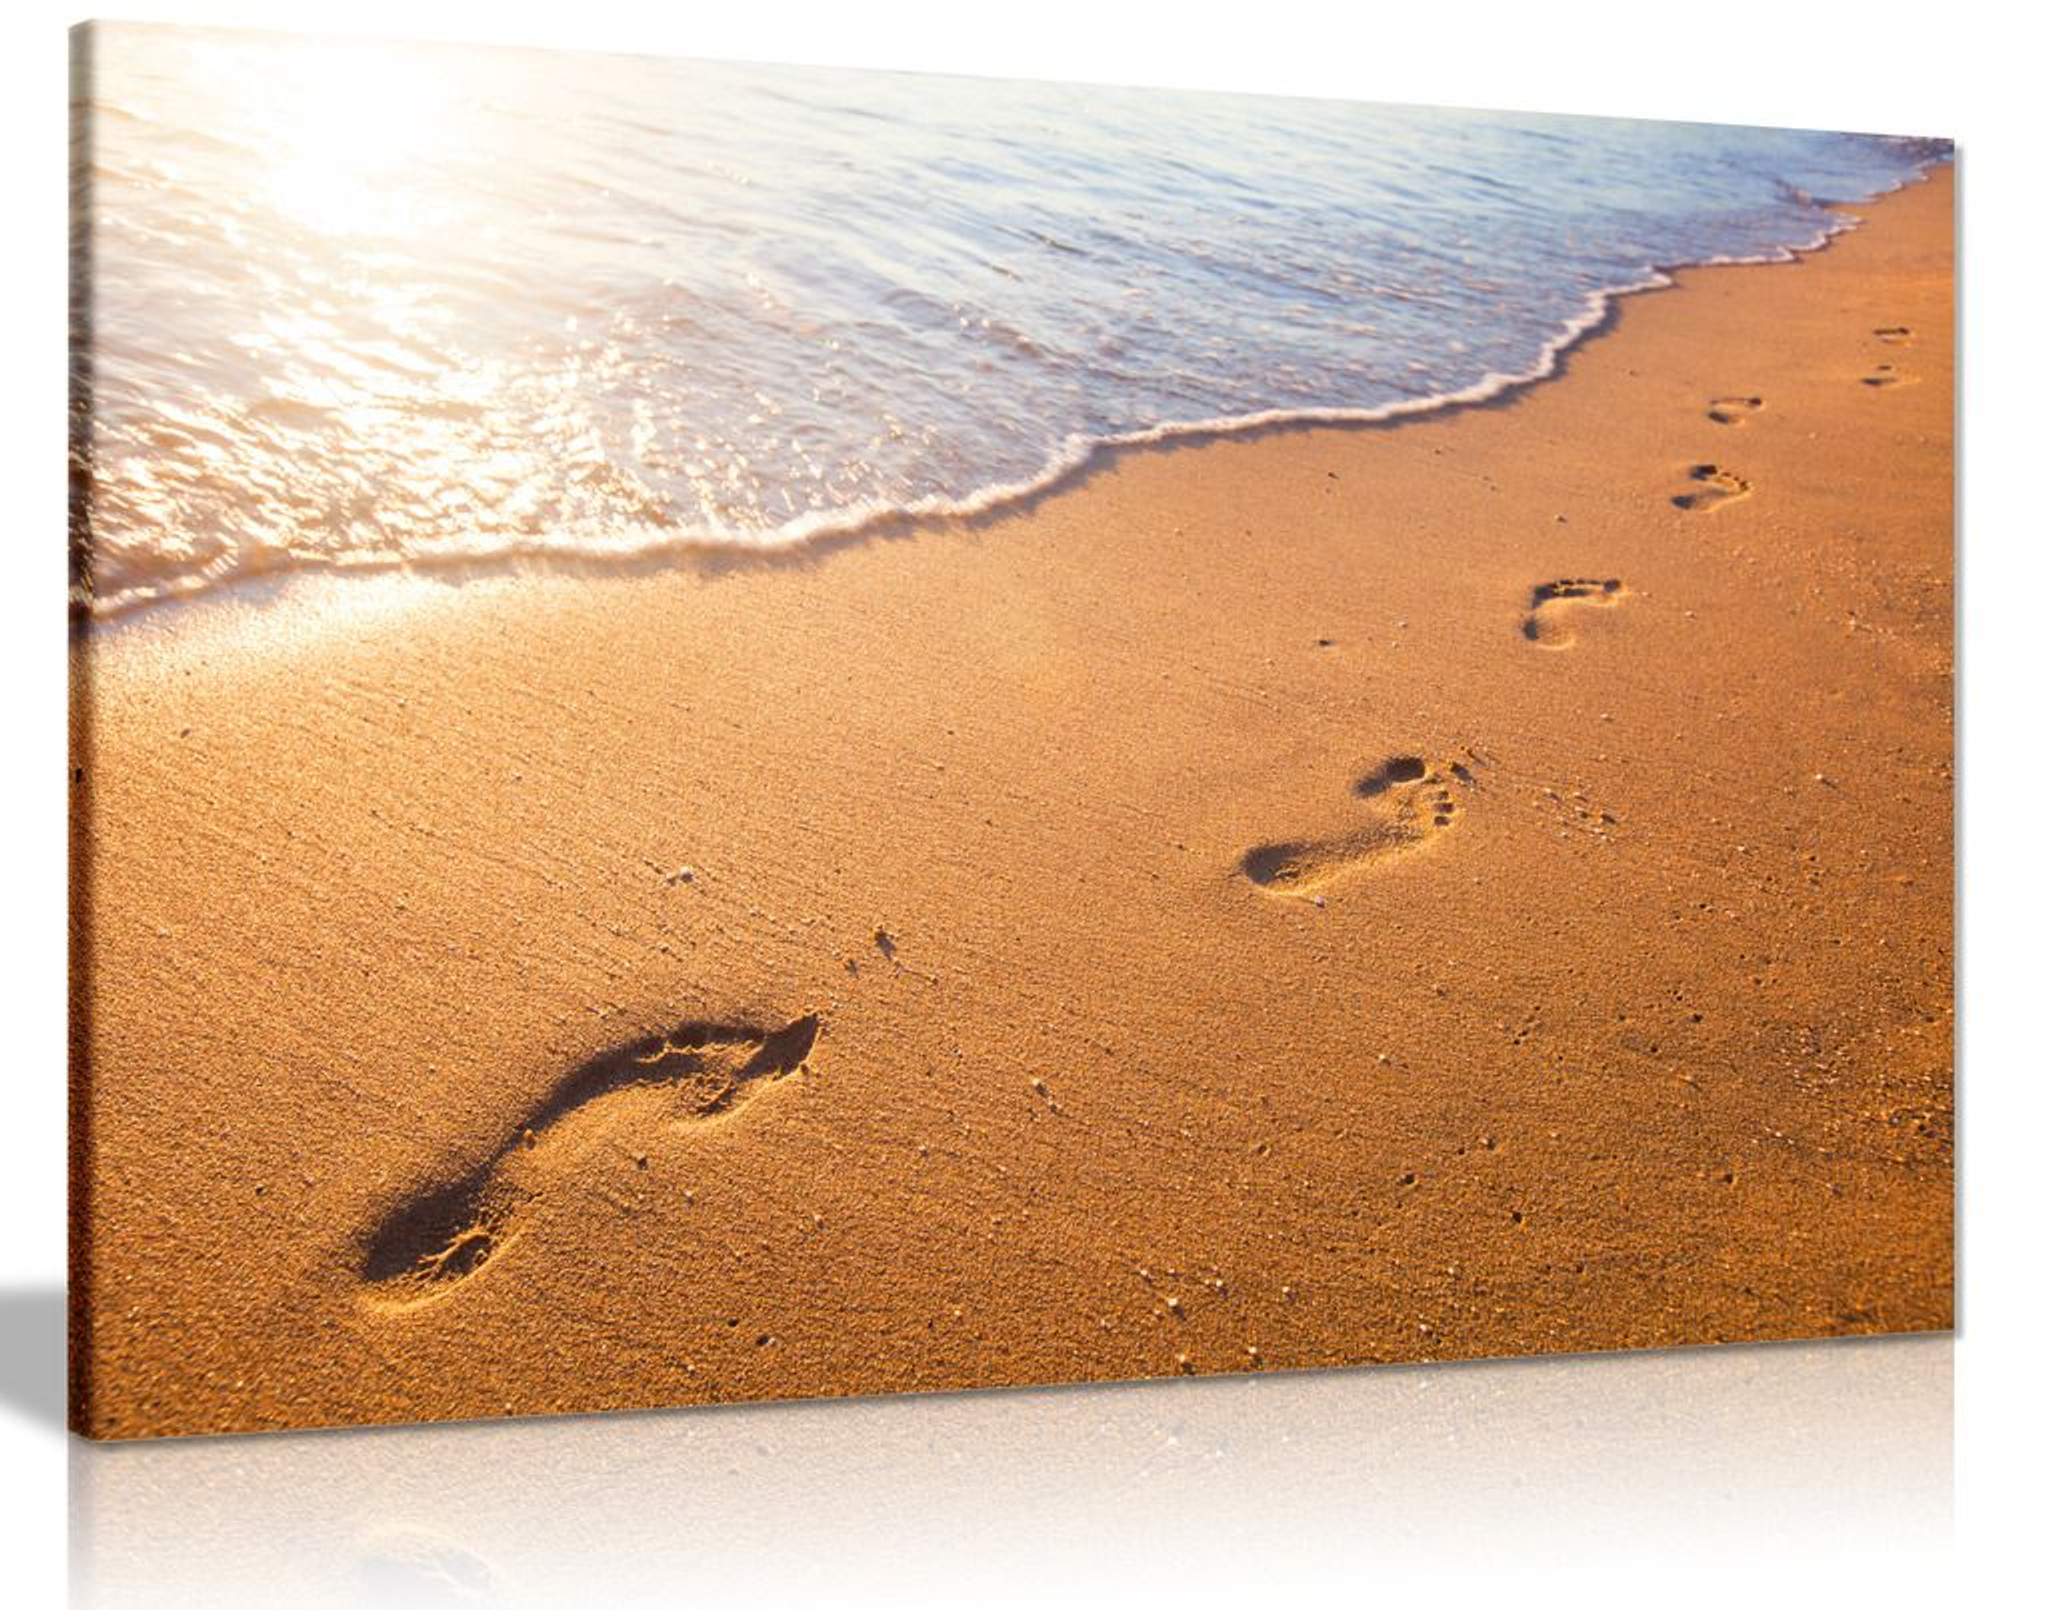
<box><xmin>1522</xmin><ymin>578</ymin><xmax>1626</xmax><ymax>648</ymax></box>
<box><xmin>1240</xmin><ymin>754</ymin><xmax>1470</xmax><ymax>897</ymax></box>
<box><xmin>1874</xmin><ymin>326</ymin><xmax>1914</xmax><ymax>346</ymax></box>
<box><xmin>1862</xmin><ymin>361</ymin><xmax>1918</xmax><ymax>390</ymax></box>
<box><xmin>1706</xmin><ymin>395</ymin><xmax>1764</xmax><ymax>426</ymax></box>
<box><xmin>361</xmin><ymin>1013</ymin><xmax>819</xmax><ymax>1307</ymax></box>
<box><xmin>1671</xmin><ymin>463</ymin><xmax>1751</xmax><ymax>512</ymax></box>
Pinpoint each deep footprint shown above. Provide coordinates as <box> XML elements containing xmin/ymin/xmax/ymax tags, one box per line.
<box><xmin>1706</xmin><ymin>395</ymin><xmax>1764</xmax><ymax>426</ymax></box>
<box><xmin>1522</xmin><ymin>578</ymin><xmax>1625</xmax><ymax>648</ymax></box>
<box><xmin>1862</xmin><ymin>361</ymin><xmax>1916</xmax><ymax>389</ymax></box>
<box><xmin>1874</xmin><ymin>326</ymin><xmax>1914</xmax><ymax>345</ymax></box>
<box><xmin>1671</xmin><ymin>463</ymin><xmax>1752</xmax><ymax>512</ymax></box>
<box><xmin>1241</xmin><ymin>754</ymin><xmax>1467</xmax><ymax>897</ymax></box>
<box><xmin>361</xmin><ymin>1013</ymin><xmax>820</xmax><ymax>1306</ymax></box>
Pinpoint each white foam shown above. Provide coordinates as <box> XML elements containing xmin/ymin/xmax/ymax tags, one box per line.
<box><xmin>76</xmin><ymin>35</ymin><xmax>1949</xmax><ymax>628</ymax></box>
<box><xmin>81</xmin><ymin>202</ymin><xmax>1883</xmax><ymax>624</ymax></box>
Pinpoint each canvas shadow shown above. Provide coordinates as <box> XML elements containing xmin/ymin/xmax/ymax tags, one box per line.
<box><xmin>0</xmin><ymin>1287</ymin><xmax>67</xmax><ymax>1433</ymax></box>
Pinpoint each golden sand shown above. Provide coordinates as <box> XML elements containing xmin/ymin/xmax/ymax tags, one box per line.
<box><xmin>69</xmin><ymin>167</ymin><xmax>1953</xmax><ymax>1439</ymax></box>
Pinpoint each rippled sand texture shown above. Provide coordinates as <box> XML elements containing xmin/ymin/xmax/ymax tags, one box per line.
<box><xmin>69</xmin><ymin>168</ymin><xmax>1953</xmax><ymax>1439</ymax></box>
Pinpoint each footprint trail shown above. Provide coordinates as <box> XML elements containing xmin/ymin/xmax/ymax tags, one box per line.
<box><xmin>1671</xmin><ymin>463</ymin><xmax>1752</xmax><ymax>512</ymax></box>
<box><xmin>1706</xmin><ymin>395</ymin><xmax>1764</xmax><ymax>426</ymax></box>
<box><xmin>361</xmin><ymin>1013</ymin><xmax>820</xmax><ymax>1307</ymax></box>
<box><xmin>1522</xmin><ymin>578</ymin><xmax>1626</xmax><ymax>648</ymax></box>
<box><xmin>1241</xmin><ymin>754</ymin><xmax>1469</xmax><ymax>897</ymax></box>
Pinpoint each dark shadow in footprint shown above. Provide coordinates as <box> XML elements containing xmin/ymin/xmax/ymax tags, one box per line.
<box><xmin>1522</xmin><ymin>578</ymin><xmax>1625</xmax><ymax>648</ymax></box>
<box><xmin>1875</xmin><ymin>326</ymin><xmax>1914</xmax><ymax>345</ymax></box>
<box><xmin>1354</xmin><ymin>755</ymin><xmax>1428</xmax><ymax>798</ymax></box>
<box><xmin>1242</xmin><ymin>756</ymin><xmax>1468</xmax><ymax>897</ymax></box>
<box><xmin>1862</xmin><ymin>361</ymin><xmax>1916</xmax><ymax>389</ymax></box>
<box><xmin>1707</xmin><ymin>395</ymin><xmax>1764</xmax><ymax>426</ymax></box>
<box><xmin>362</xmin><ymin>1014</ymin><xmax>819</xmax><ymax>1306</ymax></box>
<box><xmin>1672</xmin><ymin>464</ymin><xmax>1751</xmax><ymax>512</ymax></box>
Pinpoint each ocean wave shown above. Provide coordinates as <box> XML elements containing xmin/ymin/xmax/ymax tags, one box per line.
<box><xmin>74</xmin><ymin>25</ymin><xmax>1950</xmax><ymax>620</ymax></box>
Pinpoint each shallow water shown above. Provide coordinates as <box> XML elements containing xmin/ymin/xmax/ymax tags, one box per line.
<box><xmin>73</xmin><ymin>24</ymin><xmax>1946</xmax><ymax>615</ymax></box>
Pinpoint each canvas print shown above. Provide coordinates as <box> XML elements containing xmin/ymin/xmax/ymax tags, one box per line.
<box><xmin>67</xmin><ymin>23</ymin><xmax>1954</xmax><ymax>1440</ymax></box>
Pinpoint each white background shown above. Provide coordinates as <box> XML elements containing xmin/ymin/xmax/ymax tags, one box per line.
<box><xmin>2</xmin><ymin>1</ymin><xmax>2039</xmax><ymax>1604</ymax></box>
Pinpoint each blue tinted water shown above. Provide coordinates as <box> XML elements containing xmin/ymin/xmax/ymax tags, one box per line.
<box><xmin>76</xmin><ymin>25</ymin><xmax>1947</xmax><ymax>614</ymax></box>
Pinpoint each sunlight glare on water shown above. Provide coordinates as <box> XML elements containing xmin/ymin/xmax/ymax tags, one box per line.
<box><xmin>73</xmin><ymin>24</ymin><xmax>1946</xmax><ymax>616</ymax></box>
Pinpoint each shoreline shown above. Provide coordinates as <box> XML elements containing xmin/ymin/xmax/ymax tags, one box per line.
<box><xmin>76</xmin><ymin>162</ymin><xmax>1948</xmax><ymax>630</ymax></box>
<box><xmin>72</xmin><ymin>165</ymin><xmax>1955</xmax><ymax>1439</ymax></box>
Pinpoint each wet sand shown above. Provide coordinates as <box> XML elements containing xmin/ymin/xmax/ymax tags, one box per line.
<box><xmin>69</xmin><ymin>166</ymin><xmax>1953</xmax><ymax>1439</ymax></box>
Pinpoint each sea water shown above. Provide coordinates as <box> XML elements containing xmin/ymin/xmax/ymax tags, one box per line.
<box><xmin>74</xmin><ymin>25</ymin><xmax>1947</xmax><ymax>616</ymax></box>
